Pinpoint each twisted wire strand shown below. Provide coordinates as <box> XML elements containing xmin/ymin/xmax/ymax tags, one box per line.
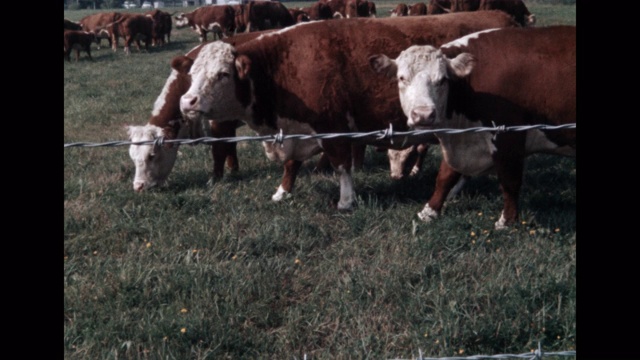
<box><xmin>64</xmin><ymin>123</ymin><xmax>576</xmax><ymax>148</ymax></box>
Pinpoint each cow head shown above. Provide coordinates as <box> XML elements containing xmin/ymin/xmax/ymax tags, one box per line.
<box><xmin>174</xmin><ymin>13</ymin><xmax>189</xmax><ymax>28</ymax></box>
<box><xmin>180</xmin><ymin>42</ymin><xmax>250</xmax><ymax>124</ymax></box>
<box><xmin>127</xmin><ymin>124</ymin><xmax>179</xmax><ymax>192</ymax></box>
<box><xmin>369</xmin><ymin>45</ymin><xmax>475</xmax><ymax>128</ymax></box>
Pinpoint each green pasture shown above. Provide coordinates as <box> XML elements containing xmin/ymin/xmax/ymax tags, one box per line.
<box><xmin>64</xmin><ymin>2</ymin><xmax>576</xmax><ymax>359</ymax></box>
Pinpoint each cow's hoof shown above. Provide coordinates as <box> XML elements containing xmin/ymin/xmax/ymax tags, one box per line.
<box><xmin>494</xmin><ymin>212</ymin><xmax>509</xmax><ymax>230</ymax></box>
<box><xmin>271</xmin><ymin>186</ymin><xmax>291</xmax><ymax>201</ymax></box>
<box><xmin>417</xmin><ymin>204</ymin><xmax>438</xmax><ymax>222</ymax></box>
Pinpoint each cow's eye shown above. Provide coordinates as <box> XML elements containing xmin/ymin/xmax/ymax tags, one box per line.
<box><xmin>398</xmin><ymin>76</ymin><xmax>408</xmax><ymax>85</ymax></box>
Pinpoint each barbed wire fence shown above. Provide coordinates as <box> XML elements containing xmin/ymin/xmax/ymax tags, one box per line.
<box><xmin>64</xmin><ymin>124</ymin><xmax>576</xmax><ymax>148</ymax></box>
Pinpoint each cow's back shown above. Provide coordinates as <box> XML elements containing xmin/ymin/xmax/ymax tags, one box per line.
<box><xmin>236</xmin><ymin>11</ymin><xmax>517</xmax><ymax>133</ymax></box>
<box><xmin>442</xmin><ymin>26</ymin><xmax>576</xmax><ymax>135</ymax></box>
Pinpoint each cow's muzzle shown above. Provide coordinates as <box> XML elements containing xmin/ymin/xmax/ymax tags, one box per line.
<box><xmin>408</xmin><ymin>106</ymin><xmax>436</xmax><ymax>127</ymax></box>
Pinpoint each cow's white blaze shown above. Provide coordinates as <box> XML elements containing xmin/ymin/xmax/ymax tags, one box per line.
<box><xmin>127</xmin><ymin>124</ymin><xmax>179</xmax><ymax>191</ymax></box>
<box><xmin>151</xmin><ymin>70</ymin><xmax>178</xmax><ymax>117</ymax></box>
<box><xmin>441</xmin><ymin>28</ymin><xmax>500</xmax><ymax>49</ymax></box>
<box><xmin>180</xmin><ymin>42</ymin><xmax>247</xmax><ymax>122</ymax></box>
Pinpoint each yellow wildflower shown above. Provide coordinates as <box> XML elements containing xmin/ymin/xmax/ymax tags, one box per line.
<box><xmin>180</xmin><ymin>308</ymin><xmax>188</xmax><ymax>314</ymax></box>
<box><xmin>180</xmin><ymin>328</ymin><xmax>186</xmax><ymax>334</ymax></box>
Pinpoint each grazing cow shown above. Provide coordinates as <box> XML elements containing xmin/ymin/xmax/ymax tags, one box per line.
<box><xmin>289</xmin><ymin>8</ymin><xmax>310</xmax><ymax>23</ymax></box>
<box><xmin>450</xmin><ymin>0</ymin><xmax>481</xmax><ymax>12</ymax></box>
<box><xmin>174</xmin><ymin>5</ymin><xmax>236</xmax><ymax>42</ymax></box>
<box><xmin>79</xmin><ymin>12</ymin><xmax>123</xmax><ymax>49</ymax></box>
<box><xmin>408</xmin><ymin>3</ymin><xmax>428</xmax><ymax>16</ymax></box>
<box><xmin>179</xmin><ymin>12</ymin><xmax>518</xmax><ymax>209</ymax></box>
<box><xmin>389</xmin><ymin>3</ymin><xmax>409</xmax><ymax>17</ymax></box>
<box><xmin>64</xmin><ymin>30</ymin><xmax>95</xmax><ymax>62</ymax></box>
<box><xmin>369</xmin><ymin>26</ymin><xmax>576</xmax><ymax>228</ymax></box>
<box><xmin>110</xmin><ymin>14</ymin><xmax>153</xmax><ymax>54</ymax></box>
<box><xmin>427</xmin><ymin>0</ymin><xmax>451</xmax><ymax>15</ymax></box>
<box><xmin>64</xmin><ymin>19</ymin><xmax>82</xmax><ymax>31</ymax></box>
<box><xmin>304</xmin><ymin>2</ymin><xmax>334</xmax><ymax>20</ymax></box>
<box><xmin>479</xmin><ymin>0</ymin><xmax>535</xmax><ymax>26</ymax></box>
<box><xmin>240</xmin><ymin>1</ymin><xmax>296</xmax><ymax>32</ymax></box>
<box><xmin>145</xmin><ymin>9</ymin><xmax>173</xmax><ymax>46</ymax></box>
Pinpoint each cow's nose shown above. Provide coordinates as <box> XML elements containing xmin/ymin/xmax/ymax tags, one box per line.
<box><xmin>410</xmin><ymin>106</ymin><xmax>436</xmax><ymax>126</ymax></box>
<box><xmin>134</xmin><ymin>182</ymin><xmax>144</xmax><ymax>192</ymax></box>
<box><xmin>180</xmin><ymin>94</ymin><xmax>198</xmax><ymax>112</ymax></box>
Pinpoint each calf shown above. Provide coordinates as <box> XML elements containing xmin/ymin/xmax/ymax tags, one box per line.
<box><xmin>175</xmin><ymin>5</ymin><xmax>236</xmax><ymax>42</ymax></box>
<box><xmin>179</xmin><ymin>12</ymin><xmax>518</xmax><ymax>210</ymax></box>
<box><xmin>370</xmin><ymin>26</ymin><xmax>576</xmax><ymax>228</ymax></box>
<box><xmin>64</xmin><ymin>30</ymin><xmax>95</xmax><ymax>62</ymax></box>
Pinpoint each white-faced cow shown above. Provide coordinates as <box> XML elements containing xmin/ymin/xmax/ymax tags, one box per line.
<box><xmin>64</xmin><ymin>30</ymin><xmax>96</xmax><ymax>62</ymax></box>
<box><xmin>179</xmin><ymin>12</ymin><xmax>518</xmax><ymax>210</ymax></box>
<box><xmin>369</xmin><ymin>26</ymin><xmax>576</xmax><ymax>228</ymax></box>
<box><xmin>479</xmin><ymin>0</ymin><xmax>535</xmax><ymax>26</ymax></box>
<box><xmin>175</xmin><ymin>5</ymin><xmax>236</xmax><ymax>42</ymax></box>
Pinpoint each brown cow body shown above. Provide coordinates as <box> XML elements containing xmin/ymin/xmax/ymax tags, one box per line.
<box><xmin>371</xmin><ymin>26</ymin><xmax>576</xmax><ymax>228</ymax></box>
<box><xmin>64</xmin><ymin>30</ymin><xmax>95</xmax><ymax>62</ymax></box>
<box><xmin>79</xmin><ymin>12</ymin><xmax>122</xmax><ymax>49</ymax></box>
<box><xmin>408</xmin><ymin>3</ymin><xmax>428</xmax><ymax>15</ymax></box>
<box><xmin>180</xmin><ymin>12</ymin><xmax>518</xmax><ymax>209</ymax></box>
<box><xmin>174</xmin><ymin>5</ymin><xmax>236</xmax><ymax>42</ymax></box>
<box><xmin>111</xmin><ymin>14</ymin><xmax>153</xmax><ymax>54</ymax></box>
<box><xmin>145</xmin><ymin>9</ymin><xmax>173</xmax><ymax>46</ymax></box>
<box><xmin>241</xmin><ymin>1</ymin><xmax>296</xmax><ymax>32</ymax></box>
<box><xmin>427</xmin><ymin>0</ymin><xmax>452</xmax><ymax>14</ymax></box>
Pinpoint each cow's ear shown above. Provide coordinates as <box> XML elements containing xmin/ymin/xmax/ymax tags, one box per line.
<box><xmin>447</xmin><ymin>53</ymin><xmax>475</xmax><ymax>79</ymax></box>
<box><xmin>235</xmin><ymin>55</ymin><xmax>251</xmax><ymax>80</ymax></box>
<box><xmin>171</xmin><ymin>56</ymin><xmax>193</xmax><ymax>74</ymax></box>
<box><xmin>369</xmin><ymin>54</ymin><xmax>397</xmax><ymax>78</ymax></box>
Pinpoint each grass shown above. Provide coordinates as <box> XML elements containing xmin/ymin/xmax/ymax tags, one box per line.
<box><xmin>64</xmin><ymin>2</ymin><xmax>576</xmax><ymax>359</ymax></box>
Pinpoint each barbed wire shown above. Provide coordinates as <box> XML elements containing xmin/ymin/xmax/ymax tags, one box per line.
<box><xmin>64</xmin><ymin>123</ymin><xmax>576</xmax><ymax>148</ymax></box>
<box><xmin>387</xmin><ymin>343</ymin><xmax>575</xmax><ymax>360</ymax></box>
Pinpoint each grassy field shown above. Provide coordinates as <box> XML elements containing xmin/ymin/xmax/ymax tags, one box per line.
<box><xmin>64</xmin><ymin>2</ymin><xmax>576</xmax><ymax>359</ymax></box>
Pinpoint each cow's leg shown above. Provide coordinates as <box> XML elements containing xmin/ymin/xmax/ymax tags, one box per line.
<box><xmin>86</xmin><ymin>47</ymin><xmax>93</xmax><ymax>61</ymax></box>
<box><xmin>418</xmin><ymin>158</ymin><xmax>462</xmax><ymax>222</ymax></box>
<box><xmin>352</xmin><ymin>143</ymin><xmax>366</xmax><ymax>170</ymax></box>
<box><xmin>493</xmin><ymin>155</ymin><xmax>525</xmax><ymax>230</ymax></box>
<box><xmin>210</xmin><ymin>120</ymin><xmax>239</xmax><ymax>179</ymax></box>
<box><xmin>321</xmin><ymin>139</ymin><xmax>355</xmax><ymax>210</ymax></box>
<box><xmin>75</xmin><ymin>48</ymin><xmax>80</xmax><ymax>62</ymax></box>
<box><xmin>409</xmin><ymin>143</ymin><xmax>429</xmax><ymax>177</ymax></box>
<box><xmin>272</xmin><ymin>159</ymin><xmax>303</xmax><ymax>201</ymax></box>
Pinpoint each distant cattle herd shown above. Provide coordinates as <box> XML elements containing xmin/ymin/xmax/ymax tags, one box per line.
<box><xmin>65</xmin><ymin>1</ymin><xmax>575</xmax><ymax>228</ymax></box>
<box><xmin>64</xmin><ymin>0</ymin><xmax>537</xmax><ymax>60</ymax></box>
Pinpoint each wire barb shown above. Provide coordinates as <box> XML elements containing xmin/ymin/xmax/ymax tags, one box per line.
<box><xmin>376</xmin><ymin>124</ymin><xmax>394</xmax><ymax>145</ymax></box>
<box><xmin>153</xmin><ymin>135</ymin><xmax>165</xmax><ymax>147</ymax></box>
<box><xmin>272</xmin><ymin>129</ymin><xmax>285</xmax><ymax>147</ymax></box>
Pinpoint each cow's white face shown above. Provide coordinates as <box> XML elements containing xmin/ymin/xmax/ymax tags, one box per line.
<box><xmin>388</xmin><ymin>146</ymin><xmax>419</xmax><ymax>180</ymax></box>
<box><xmin>174</xmin><ymin>14</ymin><xmax>189</xmax><ymax>28</ymax></box>
<box><xmin>127</xmin><ymin>124</ymin><xmax>179</xmax><ymax>192</ymax></box>
<box><xmin>370</xmin><ymin>45</ymin><xmax>475</xmax><ymax>129</ymax></box>
<box><xmin>180</xmin><ymin>42</ymin><xmax>248</xmax><ymax>123</ymax></box>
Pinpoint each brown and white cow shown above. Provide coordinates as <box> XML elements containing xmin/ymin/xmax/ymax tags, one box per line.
<box><xmin>145</xmin><ymin>9</ymin><xmax>173</xmax><ymax>46</ymax></box>
<box><xmin>240</xmin><ymin>1</ymin><xmax>296</xmax><ymax>32</ymax></box>
<box><xmin>370</xmin><ymin>26</ymin><xmax>576</xmax><ymax>228</ymax></box>
<box><xmin>408</xmin><ymin>3</ymin><xmax>428</xmax><ymax>16</ymax></box>
<box><xmin>389</xmin><ymin>3</ymin><xmax>409</xmax><ymax>17</ymax></box>
<box><xmin>179</xmin><ymin>12</ymin><xmax>518</xmax><ymax>209</ymax></box>
<box><xmin>79</xmin><ymin>12</ymin><xmax>123</xmax><ymax>49</ymax></box>
<box><xmin>175</xmin><ymin>5</ymin><xmax>236</xmax><ymax>42</ymax></box>
<box><xmin>110</xmin><ymin>14</ymin><xmax>154</xmax><ymax>54</ymax></box>
<box><xmin>427</xmin><ymin>0</ymin><xmax>451</xmax><ymax>15</ymax></box>
<box><xmin>64</xmin><ymin>30</ymin><xmax>95</xmax><ymax>62</ymax></box>
<box><xmin>346</xmin><ymin>0</ymin><xmax>377</xmax><ymax>18</ymax></box>
<box><xmin>479</xmin><ymin>0</ymin><xmax>535</xmax><ymax>26</ymax></box>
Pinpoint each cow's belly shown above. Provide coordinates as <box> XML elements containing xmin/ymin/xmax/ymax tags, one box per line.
<box><xmin>254</xmin><ymin>116</ymin><xmax>323</xmax><ymax>163</ymax></box>
<box><xmin>525</xmin><ymin>129</ymin><xmax>576</xmax><ymax>157</ymax></box>
<box><xmin>435</xmin><ymin>118</ymin><xmax>496</xmax><ymax>176</ymax></box>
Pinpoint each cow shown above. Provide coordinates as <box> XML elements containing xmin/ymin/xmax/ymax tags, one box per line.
<box><xmin>345</xmin><ymin>0</ymin><xmax>377</xmax><ymax>18</ymax></box>
<box><xmin>78</xmin><ymin>12</ymin><xmax>123</xmax><ymax>49</ymax></box>
<box><xmin>240</xmin><ymin>1</ymin><xmax>296</xmax><ymax>33</ymax></box>
<box><xmin>110</xmin><ymin>14</ymin><xmax>154</xmax><ymax>54</ymax></box>
<box><xmin>304</xmin><ymin>2</ymin><xmax>333</xmax><ymax>20</ymax></box>
<box><xmin>450</xmin><ymin>0</ymin><xmax>481</xmax><ymax>12</ymax></box>
<box><xmin>64</xmin><ymin>30</ymin><xmax>95</xmax><ymax>62</ymax></box>
<box><xmin>427</xmin><ymin>0</ymin><xmax>452</xmax><ymax>15</ymax></box>
<box><xmin>179</xmin><ymin>12</ymin><xmax>518</xmax><ymax>210</ymax></box>
<box><xmin>479</xmin><ymin>0</ymin><xmax>535</xmax><ymax>26</ymax></box>
<box><xmin>64</xmin><ymin>19</ymin><xmax>82</xmax><ymax>31</ymax></box>
<box><xmin>408</xmin><ymin>3</ymin><xmax>428</xmax><ymax>16</ymax></box>
<box><xmin>389</xmin><ymin>3</ymin><xmax>408</xmax><ymax>17</ymax></box>
<box><xmin>145</xmin><ymin>9</ymin><xmax>173</xmax><ymax>46</ymax></box>
<box><xmin>320</xmin><ymin>0</ymin><xmax>348</xmax><ymax>18</ymax></box>
<box><xmin>288</xmin><ymin>8</ymin><xmax>310</xmax><ymax>24</ymax></box>
<box><xmin>369</xmin><ymin>26</ymin><xmax>576</xmax><ymax>228</ymax></box>
<box><xmin>174</xmin><ymin>5</ymin><xmax>236</xmax><ymax>42</ymax></box>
